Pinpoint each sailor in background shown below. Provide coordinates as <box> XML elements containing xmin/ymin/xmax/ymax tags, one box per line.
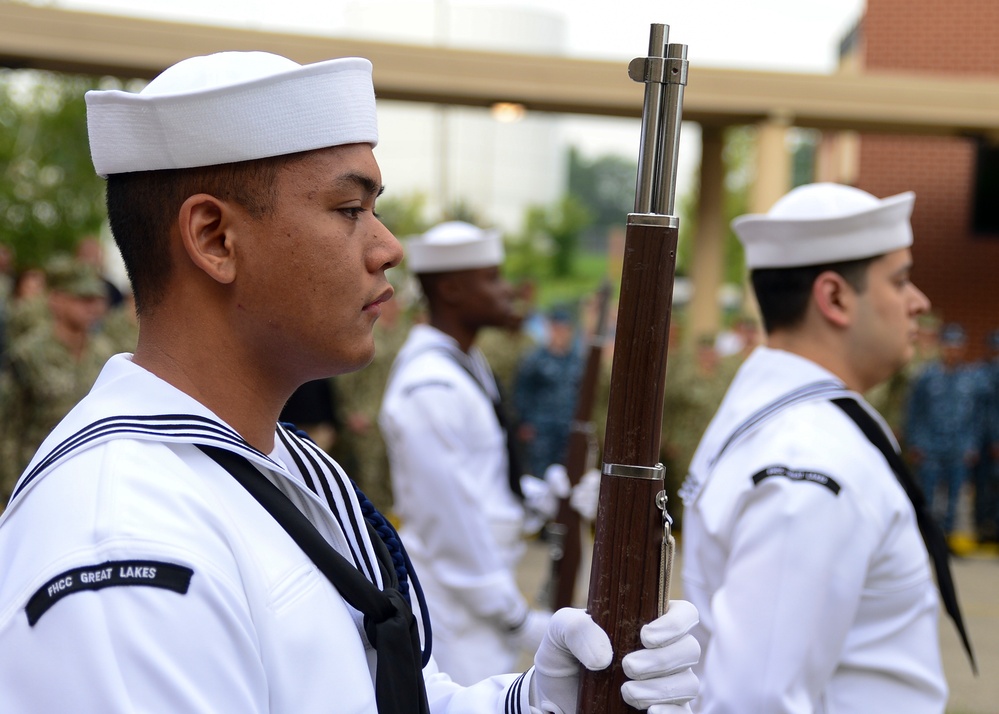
<box><xmin>905</xmin><ymin>322</ymin><xmax>984</xmax><ymax>538</ymax></box>
<box><xmin>0</xmin><ymin>52</ymin><xmax>701</xmax><ymax>713</ymax></box>
<box><xmin>682</xmin><ymin>183</ymin><xmax>971</xmax><ymax>713</ymax></box>
<box><xmin>380</xmin><ymin>221</ymin><xmax>600</xmax><ymax>685</ymax></box>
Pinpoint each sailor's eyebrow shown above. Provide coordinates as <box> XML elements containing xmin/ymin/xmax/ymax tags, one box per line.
<box><xmin>332</xmin><ymin>172</ymin><xmax>385</xmax><ymax>198</ymax></box>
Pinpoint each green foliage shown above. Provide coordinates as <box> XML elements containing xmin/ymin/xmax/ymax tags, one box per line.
<box><xmin>517</xmin><ymin>194</ymin><xmax>593</xmax><ymax>278</ymax></box>
<box><xmin>532</xmin><ymin>251</ymin><xmax>611</xmax><ymax>308</ymax></box>
<box><xmin>676</xmin><ymin>126</ymin><xmax>752</xmax><ymax>286</ymax></box>
<box><xmin>676</xmin><ymin>188</ymin><xmax>698</xmax><ymax>277</ymax></box>
<box><xmin>375</xmin><ymin>192</ymin><xmax>432</xmax><ymax>239</ymax></box>
<box><xmin>503</xmin><ymin>146</ymin><xmax>634</xmax><ymax>310</ymax></box>
<box><xmin>502</xmin><ymin>229</ymin><xmax>546</xmax><ymax>283</ymax></box>
<box><xmin>503</xmin><ymin>198</ymin><xmax>607</xmax><ymax>316</ymax></box>
<box><xmin>567</xmin><ymin>146</ymin><xmax>636</xmax><ymax>236</ymax></box>
<box><xmin>442</xmin><ymin>199</ymin><xmax>485</xmax><ymax>227</ymax></box>
<box><xmin>0</xmin><ymin>70</ymin><xmax>107</xmax><ymax>269</ymax></box>
<box><xmin>790</xmin><ymin>129</ymin><xmax>819</xmax><ymax>188</ymax></box>
<box><xmin>720</xmin><ymin>126</ymin><xmax>752</xmax><ymax>284</ymax></box>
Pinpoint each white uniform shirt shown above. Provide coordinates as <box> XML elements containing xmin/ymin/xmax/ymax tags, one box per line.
<box><xmin>379</xmin><ymin>325</ymin><xmax>531</xmax><ymax>684</ymax></box>
<box><xmin>681</xmin><ymin>347</ymin><xmax>946</xmax><ymax>714</ymax></box>
<box><xmin>0</xmin><ymin>354</ymin><xmax>535</xmax><ymax>713</ymax></box>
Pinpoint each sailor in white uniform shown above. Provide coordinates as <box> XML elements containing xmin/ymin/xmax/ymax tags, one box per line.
<box><xmin>380</xmin><ymin>222</ymin><xmax>597</xmax><ymax>685</ymax></box>
<box><xmin>681</xmin><ymin>183</ymin><xmax>970</xmax><ymax>713</ymax></box>
<box><xmin>0</xmin><ymin>51</ymin><xmax>701</xmax><ymax>713</ymax></box>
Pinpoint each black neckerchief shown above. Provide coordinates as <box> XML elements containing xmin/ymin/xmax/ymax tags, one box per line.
<box><xmin>198</xmin><ymin>445</ymin><xmax>431</xmax><ymax>714</ymax></box>
<box><xmin>832</xmin><ymin>397</ymin><xmax>976</xmax><ymax>673</ymax></box>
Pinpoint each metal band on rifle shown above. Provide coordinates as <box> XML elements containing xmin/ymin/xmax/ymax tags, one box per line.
<box><xmin>601</xmin><ymin>462</ymin><xmax>666</xmax><ymax>481</ymax></box>
<box><xmin>627</xmin><ymin>214</ymin><xmax>680</xmax><ymax>228</ymax></box>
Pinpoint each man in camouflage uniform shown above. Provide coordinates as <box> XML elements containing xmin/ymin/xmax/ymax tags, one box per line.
<box><xmin>661</xmin><ymin>333</ymin><xmax>732</xmax><ymax>532</ymax></box>
<box><xmin>866</xmin><ymin>312</ymin><xmax>940</xmax><ymax>441</ymax></box>
<box><xmin>0</xmin><ymin>257</ymin><xmax>115</xmax><ymax>504</ymax></box>
<box><xmin>5</xmin><ymin>268</ymin><xmax>50</xmax><ymax>346</ymax></box>
<box><xmin>99</xmin><ymin>290</ymin><xmax>139</xmax><ymax>354</ymax></box>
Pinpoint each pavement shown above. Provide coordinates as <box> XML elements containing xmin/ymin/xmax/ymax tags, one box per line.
<box><xmin>515</xmin><ymin>534</ymin><xmax>999</xmax><ymax>714</ymax></box>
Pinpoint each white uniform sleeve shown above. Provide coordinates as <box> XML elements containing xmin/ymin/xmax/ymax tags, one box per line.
<box><xmin>0</xmin><ymin>554</ymin><xmax>267</xmax><ymax>713</ymax></box>
<box><xmin>389</xmin><ymin>380</ymin><xmax>530</xmax><ymax>628</ymax></box>
<box><xmin>425</xmin><ymin>660</ymin><xmax>536</xmax><ymax>713</ymax></box>
<box><xmin>696</xmin><ymin>470</ymin><xmax>876</xmax><ymax>713</ymax></box>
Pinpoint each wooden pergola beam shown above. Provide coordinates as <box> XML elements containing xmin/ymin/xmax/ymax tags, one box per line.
<box><xmin>2</xmin><ymin>3</ymin><xmax>999</xmax><ymax>137</ymax></box>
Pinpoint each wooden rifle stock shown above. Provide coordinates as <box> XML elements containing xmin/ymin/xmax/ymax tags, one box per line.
<box><xmin>578</xmin><ymin>24</ymin><xmax>688</xmax><ymax>714</ymax></box>
<box><xmin>545</xmin><ymin>281</ymin><xmax>612</xmax><ymax>611</ymax></box>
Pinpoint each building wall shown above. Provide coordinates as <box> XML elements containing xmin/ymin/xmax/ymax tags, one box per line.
<box><xmin>343</xmin><ymin>2</ymin><xmax>567</xmax><ymax>234</ymax></box>
<box><xmin>857</xmin><ymin>0</ymin><xmax>999</xmax><ymax>358</ymax></box>
<box><xmin>862</xmin><ymin>0</ymin><xmax>999</xmax><ymax>77</ymax></box>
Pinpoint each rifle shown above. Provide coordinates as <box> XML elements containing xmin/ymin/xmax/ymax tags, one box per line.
<box><xmin>578</xmin><ymin>23</ymin><xmax>688</xmax><ymax>713</ymax></box>
<box><xmin>544</xmin><ymin>280</ymin><xmax>612</xmax><ymax>611</ymax></box>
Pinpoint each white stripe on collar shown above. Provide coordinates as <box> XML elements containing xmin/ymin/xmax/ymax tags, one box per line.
<box><xmin>7</xmin><ymin>415</ymin><xmax>381</xmax><ymax>588</ymax></box>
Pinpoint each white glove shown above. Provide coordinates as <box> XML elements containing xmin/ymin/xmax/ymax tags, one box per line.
<box><xmin>569</xmin><ymin>468</ymin><xmax>601</xmax><ymax>521</ymax></box>
<box><xmin>532</xmin><ymin>608</ymin><xmax>612</xmax><ymax>714</ymax></box>
<box><xmin>544</xmin><ymin>463</ymin><xmax>572</xmax><ymax>499</ymax></box>
<box><xmin>531</xmin><ymin>602</ymin><xmax>700</xmax><ymax>714</ymax></box>
<box><xmin>509</xmin><ymin>608</ymin><xmax>553</xmax><ymax>653</ymax></box>
<box><xmin>621</xmin><ymin>600</ymin><xmax>701</xmax><ymax>713</ymax></box>
<box><xmin>521</xmin><ymin>463</ymin><xmax>571</xmax><ymax>522</ymax></box>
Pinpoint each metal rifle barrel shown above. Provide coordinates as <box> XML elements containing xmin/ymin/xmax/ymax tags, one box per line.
<box><xmin>577</xmin><ymin>22</ymin><xmax>688</xmax><ymax>714</ymax></box>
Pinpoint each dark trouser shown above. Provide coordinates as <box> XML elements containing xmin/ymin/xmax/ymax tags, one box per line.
<box><xmin>918</xmin><ymin>452</ymin><xmax>970</xmax><ymax>536</ymax></box>
<box><xmin>973</xmin><ymin>445</ymin><xmax>999</xmax><ymax>541</ymax></box>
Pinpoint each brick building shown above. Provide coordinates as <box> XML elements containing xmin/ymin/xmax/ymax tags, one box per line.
<box><xmin>854</xmin><ymin>0</ymin><xmax>999</xmax><ymax>358</ymax></box>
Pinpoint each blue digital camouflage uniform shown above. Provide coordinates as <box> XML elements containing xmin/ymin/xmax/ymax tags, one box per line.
<box><xmin>905</xmin><ymin>360</ymin><xmax>986</xmax><ymax>534</ymax></box>
<box><xmin>970</xmin><ymin>332</ymin><xmax>999</xmax><ymax>541</ymax></box>
<box><xmin>513</xmin><ymin>343</ymin><xmax>583</xmax><ymax>478</ymax></box>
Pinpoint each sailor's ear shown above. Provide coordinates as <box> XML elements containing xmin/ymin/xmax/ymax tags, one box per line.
<box><xmin>177</xmin><ymin>193</ymin><xmax>238</xmax><ymax>285</ymax></box>
<box><xmin>811</xmin><ymin>269</ymin><xmax>854</xmax><ymax>329</ymax></box>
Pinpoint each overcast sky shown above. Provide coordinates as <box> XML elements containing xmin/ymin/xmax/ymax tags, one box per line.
<box><xmin>56</xmin><ymin>0</ymin><xmax>867</xmax><ymax>72</ymax></box>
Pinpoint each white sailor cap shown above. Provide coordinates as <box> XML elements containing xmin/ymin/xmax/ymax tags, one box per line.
<box><xmin>86</xmin><ymin>51</ymin><xmax>377</xmax><ymax>177</ymax></box>
<box><xmin>406</xmin><ymin>221</ymin><xmax>505</xmax><ymax>274</ymax></box>
<box><xmin>732</xmin><ymin>183</ymin><xmax>915</xmax><ymax>269</ymax></box>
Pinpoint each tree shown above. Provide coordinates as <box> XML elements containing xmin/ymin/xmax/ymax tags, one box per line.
<box><xmin>567</xmin><ymin>147</ymin><xmax>636</xmax><ymax>248</ymax></box>
<box><xmin>374</xmin><ymin>192</ymin><xmax>432</xmax><ymax>239</ymax></box>
<box><xmin>519</xmin><ymin>195</ymin><xmax>593</xmax><ymax>278</ymax></box>
<box><xmin>0</xmin><ymin>70</ymin><xmax>108</xmax><ymax>269</ymax></box>
<box><xmin>442</xmin><ymin>199</ymin><xmax>485</xmax><ymax>227</ymax></box>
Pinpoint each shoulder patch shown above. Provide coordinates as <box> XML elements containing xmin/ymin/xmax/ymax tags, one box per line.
<box><xmin>751</xmin><ymin>465</ymin><xmax>841</xmax><ymax>495</ymax></box>
<box><xmin>26</xmin><ymin>560</ymin><xmax>194</xmax><ymax>626</ymax></box>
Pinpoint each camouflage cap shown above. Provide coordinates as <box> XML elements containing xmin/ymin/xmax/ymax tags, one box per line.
<box><xmin>45</xmin><ymin>255</ymin><xmax>106</xmax><ymax>299</ymax></box>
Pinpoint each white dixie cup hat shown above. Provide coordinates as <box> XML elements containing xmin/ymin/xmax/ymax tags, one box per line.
<box><xmin>405</xmin><ymin>221</ymin><xmax>505</xmax><ymax>274</ymax></box>
<box><xmin>732</xmin><ymin>182</ymin><xmax>915</xmax><ymax>269</ymax></box>
<box><xmin>86</xmin><ymin>51</ymin><xmax>378</xmax><ymax>177</ymax></box>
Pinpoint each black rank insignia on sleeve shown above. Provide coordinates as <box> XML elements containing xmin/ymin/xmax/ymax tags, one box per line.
<box><xmin>751</xmin><ymin>465</ymin><xmax>841</xmax><ymax>495</ymax></box>
<box><xmin>25</xmin><ymin>560</ymin><xmax>194</xmax><ymax>626</ymax></box>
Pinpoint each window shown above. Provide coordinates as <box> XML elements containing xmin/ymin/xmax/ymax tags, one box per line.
<box><xmin>972</xmin><ymin>137</ymin><xmax>999</xmax><ymax>236</ymax></box>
